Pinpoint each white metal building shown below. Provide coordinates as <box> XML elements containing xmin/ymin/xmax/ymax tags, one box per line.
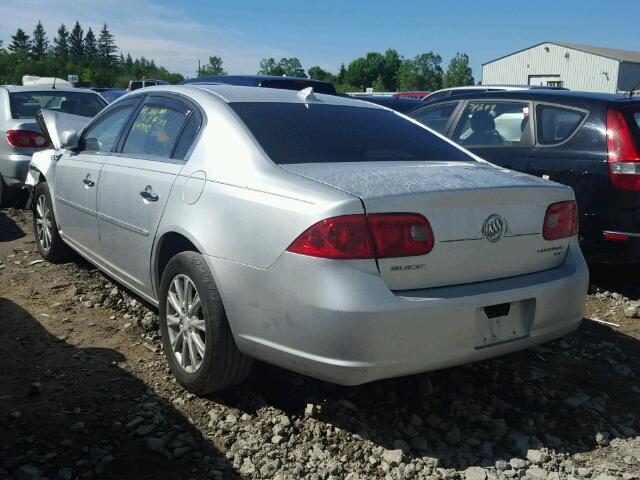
<box><xmin>482</xmin><ymin>41</ymin><xmax>640</xmax><ymax>93</ymax></box>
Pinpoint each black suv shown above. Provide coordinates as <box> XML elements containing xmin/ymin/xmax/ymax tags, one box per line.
<box><xmin>409</xmin><ymin>90</ymin><xmax>640</xmax><ymax>264</ymax></box>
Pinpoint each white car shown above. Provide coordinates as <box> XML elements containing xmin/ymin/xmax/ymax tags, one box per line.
<box><xmin>27</xmin><ymin>85</ymin><xmax>588</xmax><ymax>393</ymax></box>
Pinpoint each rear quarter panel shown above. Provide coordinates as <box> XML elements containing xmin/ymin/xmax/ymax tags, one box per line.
<box><xmin>154</xmin><ymin>93</ymin><xmax>363</xmax><ymax>272</ymax></box>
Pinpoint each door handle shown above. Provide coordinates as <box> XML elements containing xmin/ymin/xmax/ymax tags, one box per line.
<box><xmin>82</xmin><ymin>177</ymin><xmax>95</xmax><ymax>187</ymax></box>
<box><xmin>140</xmin><ymin>189</ymin><xmax>159</xmax><ymax>202</ymax></box>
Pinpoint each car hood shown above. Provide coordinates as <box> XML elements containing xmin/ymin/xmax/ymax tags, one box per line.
<box><xmin>36</xmin><ymin>109</ymin><xmax>92</xmax><ymax>150</ymax></box>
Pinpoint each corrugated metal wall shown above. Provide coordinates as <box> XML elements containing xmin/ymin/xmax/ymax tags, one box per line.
<box><xmin>618</xmin><ymin>62</ymin><xmax>640</xmax><ymax>92</ymax></box>
<box><xmin>482</xmin><ymin>42</ymin><xmax>620</xmax><ymax>93</ymax></box>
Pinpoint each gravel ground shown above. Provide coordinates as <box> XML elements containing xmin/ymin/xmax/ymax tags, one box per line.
<box><xmin>1</xmin><ymin>207</ymin><xmax>639</xmax><ymax>480</ymax></box>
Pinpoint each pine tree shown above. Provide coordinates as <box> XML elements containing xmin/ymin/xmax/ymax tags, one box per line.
<box><xmin>83</xmin><ymin>28</ymin><xmax>97</xmax><ymax>60</ymax></box>
<box><xmin>69</xmin><ymin>21</ymin><xmax>84</xmax><ymax>59</ymax></box>
<box><xmin>8</xmin><ymin>28</ymin><xmax>30</xmax><ymax>54</ymax></box>
<box><xmin>31</xmin><ymin>21</ymin><xmax>48</xmax><ymax>59</ymax></box>
<box><xmin>53</xmin><ymin>24</ymin><xmax>69</xmax><ymax>60</ymax></box>
<box><xmin>337</xmin><ymin>63</ymin><xmax>346</xmax><ymax>83</ymax></box>
<box><xmin>97</xmin><ymin>23</ymin><xmax>117</xmax><ymax>65</ymax></box>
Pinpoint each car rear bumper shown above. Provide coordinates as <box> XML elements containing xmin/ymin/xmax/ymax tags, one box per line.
<box><xmin>581</xmin><ymin>230</ymin><xmax>640</xmax><ymax>264</ymax></box>
<box><xmin>206</xmin><ymin>239</ymin><xmax>588</xmax><ymax>385</ymax></box>
<box><xmin>0</xmin><ymin>153</ymin><xmax>32</xmax><ymax>186</ymax></box>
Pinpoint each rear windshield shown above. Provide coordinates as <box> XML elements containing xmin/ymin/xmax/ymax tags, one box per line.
<box><xmin>9</xmin><ymin>91</ymin><xmax>106</xmax><ymax>119</ymax></box>
<box><xmin>231</xmin><ymin>102</ymin><xmax>472</xmax><ymax>165</ymax></box>
<box><xmin>259</xmin><ymin>79</ymin><xmax>337</xmax><ymax>95</ymax></box>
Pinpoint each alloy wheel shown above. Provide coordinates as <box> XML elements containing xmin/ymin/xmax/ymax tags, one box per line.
<box><xmin>166</xmin><ymin>274</ymin><xmax>206</xmax><ymax>373</ymax></box>
<box><xmin>35</xmin><ymin>194</ymin><xmax>53</xmax><ymax>252</ymax></box>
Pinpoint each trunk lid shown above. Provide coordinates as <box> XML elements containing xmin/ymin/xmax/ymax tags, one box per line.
<box><xmin>282</xmin><ymin>161</ymin><xmax>575</xmax><ymax>290</ymax></box>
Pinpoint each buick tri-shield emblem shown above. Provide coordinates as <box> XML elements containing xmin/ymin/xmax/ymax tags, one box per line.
<box><xmin>482</xmin><ymin>214</ymin><xmax>506</xmax><ymax>242</ymax></box>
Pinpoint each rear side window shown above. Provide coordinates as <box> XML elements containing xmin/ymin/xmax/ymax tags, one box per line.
<box><xmin>10</xmin><ymin>91</ymin><xmax>106</xmax><ymax>119</ymax></box>
<box><xmin>231</xmin><ymin>102</ymin><xmax>472</xmax><ymax>165</ymax></box>
<box><xmin>173</xmin><ymin>114</ymin><xmax>201</xmax><ymax>160</ymax></box>
<box><xmin>121</xmin><ymin>103</ymin><xmax>189</xmax><ymax>159</ymax></box>
<box><xmin>536</xmin><ymin>105</ymin><xmax>585</xmax><ymax>145</ymax></box>
<box><xmin>411</xmin><ymin>102</ymin><xmax>458</xmax><ymax>133</ymax></box>
<box><xmin>454</xmin><ymin>101</ymin><xmax>530</xmax><ymax>146</ymax></box>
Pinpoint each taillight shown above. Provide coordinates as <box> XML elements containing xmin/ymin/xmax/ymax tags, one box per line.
<box><xmin>543</xmin><ymin>201</ymin><xmax>578</xmax><ymax>240</ymax></box>
<box><xmin>287</xmin><ymin>213</ymin><xmax>434</xmax><ymax>259</ymax></box>
<box><xmin>368</xmin><ymin>213</ymin><xmax>434</xmax><ymax>257</ymax></box>
<box><xmin>287</xmin><ymin>215</ymin><xmax>374</xmax><ymax>259</ymax></box>
<box><xmin>6</xmin><ymin>129</ymin><xmax>50</xmax><ymax>149</ymax></box>
<box><xmin>603</xmin><ymin>231</ymin><xmax>629</xmax><ymax>242</ymax></box>
<box><xmin>607</xmin><ymin>109</ymin><xmax>640</xmax><ymax>191</ymax></box>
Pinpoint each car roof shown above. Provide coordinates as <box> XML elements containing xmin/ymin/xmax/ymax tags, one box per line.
<box><xmin>0</xmin><ymin>85</ymin><xmax>99</xmax><ymax>94</ymax></box>
<box><xmin>422</xmin><ymin>89</ymin><xmax>640</xmax><ymax>104</ymax></box>
<box><xmin>150</xmin><ymin>84</ymin><xmax>383</xmax><ymax>108</ymax></box>
<box><xmin>432</xmin><ymin>85</ymin><xmax>567</xmax><ymax>93</ymax></box>
<box><xmin>179</xmin><ymin>74</ymin><xmax>334</xmax><ymax>86</ymax></box>
<box><xmin>352</xmin><ymin>95</ymin><xmax>424</xmax><ymax>112</ymax></box>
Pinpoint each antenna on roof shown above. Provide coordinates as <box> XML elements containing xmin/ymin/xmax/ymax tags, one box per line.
<box><xmin>52</xmin><ymin>77</ymin><xmax>57</xmax><ymax>90</ymax></box>
<box><xmin>297</xmin><ymin>86</ymin><xmax>316</xmax><ymax>103</ymax></box>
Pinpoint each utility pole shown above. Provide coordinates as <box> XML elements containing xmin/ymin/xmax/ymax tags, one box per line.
<box><xmin>197</xmin><ymin>59</ymin><xmax>200</xmax><ymax>77</ymax></box>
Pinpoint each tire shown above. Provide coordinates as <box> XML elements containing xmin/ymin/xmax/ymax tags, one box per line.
<box><xmin>159</xmin><ymin>251</ymin><xmax>253</xmax><ymax>394</ymax></box>
<box><xmin>32</xmin><ymin>182</ymin><xmax>71</xmax><ymax>263</ymax></box>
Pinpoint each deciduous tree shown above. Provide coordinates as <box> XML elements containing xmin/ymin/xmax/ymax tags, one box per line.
<box><xmin>307</xmin><ymin>66</ymin><xmax>335</xmax><ymax>83</ymax></box>
<box><xmin>443</xmin><ymin>53</ymin><xmax>474</xmax><ymax>88</ymax></box>
<box><xmin>199</xmin><ymin>56</ymin><xmax>225</xmax><ymax>76</ymax></box>
<box><xmin>396</xmin><ymin>52</ymin><xmax>443</xmax><ymax>91</ymax></box>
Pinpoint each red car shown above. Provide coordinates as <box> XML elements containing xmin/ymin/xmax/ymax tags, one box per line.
<box><xmin>393</xmin><ymin>91</ymin><xmax>429</xmax><ymax>100</ymax></box>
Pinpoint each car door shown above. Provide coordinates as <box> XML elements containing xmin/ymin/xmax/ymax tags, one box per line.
<box><xmin>54</xmin><ymin>99</ymin><xmax>140</xmax><ymax>255</ymax></box>
<box><xmin>96</xmin><ymin>95</ymin><xmax>199</xmax><ymax>295</ymax></box>
<box><xmin>450</xmin><ymin>99</ymin><xmax>535</xmax><ymax>172</ymax></box>
<box><xmin>410</xmin><ymin>101</ymin><xmax>461</xmax><ymax>135</ymax></box>
<box><xmin>526</xmin><ymin>102</ymin><xmax>591</xmax><ymax>186</ymax></box>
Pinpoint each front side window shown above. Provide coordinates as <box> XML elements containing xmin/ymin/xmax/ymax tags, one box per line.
<box><xmin>410</xmin><ymin>102</ymin><xmax>458</xmax><ymax>134</ymax></box>
<box><xmin>536</xmin><ymin>105</ymin><xmax>585</xmax><ymax>145</ymax></box>
<box><xmin>454</xmin><ymin>101</ymin><xmax>530</xmax><ymax>146</ymax></box>
<box><xmin>10</xmin><ymin>91</ymin><xmax>106</xmax><ymax>119</ymax></box>
<box><xmin>231</xmin><ymin>102</ymin><xmax>472</xmax><ymax>165</ymax></box>
<box><xmin>81</xmin><ymin>104</ymin><xmax>136</xmax><ymax>153</ymax></box>
<box><xmin>121</xmin><ymin>103</ymin><xmax>189</xmax><ymax>159</ymax></box>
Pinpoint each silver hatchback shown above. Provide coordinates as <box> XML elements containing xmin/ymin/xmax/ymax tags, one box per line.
<box><xmin>27</xmin><ymin>85</ymin><xmax>588</xmax><ymax>394</ymax></box>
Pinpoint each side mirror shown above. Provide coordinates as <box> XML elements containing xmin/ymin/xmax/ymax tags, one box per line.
<box><xmin>60</xmin><ymin>130</ymin><xmax>79</xmax><ymax>149</ymax></box>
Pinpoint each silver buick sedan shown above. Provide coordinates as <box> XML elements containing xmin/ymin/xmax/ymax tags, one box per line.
<box><xmin>26</xmin><ymin>85</ymin><xmax>588</xmax><ymax>394</ymax></box>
